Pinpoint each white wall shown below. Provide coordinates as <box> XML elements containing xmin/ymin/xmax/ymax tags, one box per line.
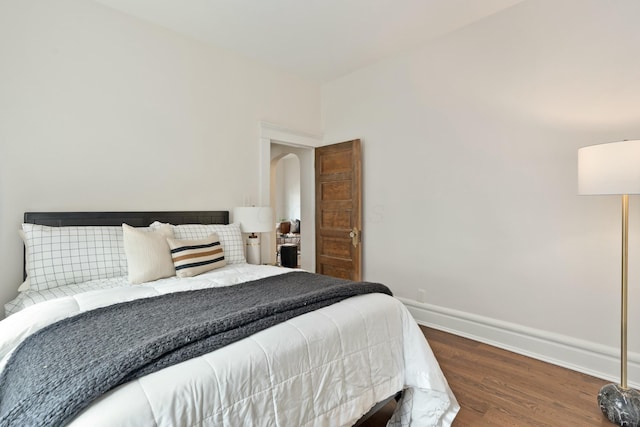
<box><xmin>322</xmin><ymin>0</ymin><xmax>640</xmax><ymax>383</ymax></box>
<box><xmin>0</xmin><ymin>0</ymin><xmax>321</xmax><ymax>310</ymax></box>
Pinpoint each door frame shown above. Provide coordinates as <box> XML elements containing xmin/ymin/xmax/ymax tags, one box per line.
<box><xmin>259</xmin><ymin>122</ymin><xmax>322</xmax><ymax>269</ymax></box>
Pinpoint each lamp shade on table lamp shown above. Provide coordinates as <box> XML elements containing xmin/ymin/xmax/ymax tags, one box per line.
<box><xmin>233</xmin><ymin>207</ymin><xmax>274</xmax><ymax>264</ymax></box>
<box><xmin>578</xmin><ymin>140</ymin><xmax>640</xmax><ymax>426</ymax></box>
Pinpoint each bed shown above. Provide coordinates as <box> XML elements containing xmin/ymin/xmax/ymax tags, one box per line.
<box><xmin>0</xmin><ymin>211</ymin><xmax>458</xmax><ymax>426</ymax></box>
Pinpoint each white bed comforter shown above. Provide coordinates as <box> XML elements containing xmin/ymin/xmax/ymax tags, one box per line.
<box><xmin>0</xmin><ymin>265</ymin><xmax>458</xmax><ymax>426</ymax></box>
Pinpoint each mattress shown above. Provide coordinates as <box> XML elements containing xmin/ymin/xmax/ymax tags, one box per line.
<box><xmin>0</xmin><ymin>264</ymin><xmax>459</xmax><ymax>426</ymax></box>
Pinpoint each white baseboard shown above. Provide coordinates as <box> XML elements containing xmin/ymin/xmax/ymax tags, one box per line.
<box><xmin>398</xmin><ymin>297</ymin><xmax>640</xmax><ymax>389</ymax></box>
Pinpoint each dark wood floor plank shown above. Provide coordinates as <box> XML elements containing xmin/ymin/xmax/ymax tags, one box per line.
<box><xmin>359</xmin><ymin>326</ymin><xmax>614</xmax><ymax>426</ymax></box>
<box><xmin>422</xmin><ymin>326</ymin><xmax>612</xmax><ymax>426</ymax></box>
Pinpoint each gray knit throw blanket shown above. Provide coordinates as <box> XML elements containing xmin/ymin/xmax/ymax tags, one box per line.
<box><xmin>0</xmin><ymin>271</ymin><xmax>391</xmax><ymax>427</ymax></box>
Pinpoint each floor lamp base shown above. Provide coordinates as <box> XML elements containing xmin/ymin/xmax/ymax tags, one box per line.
<box><xmin>598</xmin><ymin>383</ymin><xmax>640</xmax><ymax>426</ymax></box>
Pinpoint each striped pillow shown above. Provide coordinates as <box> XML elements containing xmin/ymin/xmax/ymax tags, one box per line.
<box><xmin>167</xmin><ymin>234</ymin><xmax>227</xmax><ymax>278</ymax></box>
<box><xmin>150</xmin><ymin>222</ymin><xmax>245</xmax><ymax>264</ymax></box>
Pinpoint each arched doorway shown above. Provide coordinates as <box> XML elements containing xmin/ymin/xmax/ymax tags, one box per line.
<box><xmin>259</xmin><ymin>122</ymin><xmax>321</xmax><ymax>270</ymax></box>
<box><xmin>272</xmin><ymin>152</ymin><xmax>301</xmax><ymax>266</ymax></box>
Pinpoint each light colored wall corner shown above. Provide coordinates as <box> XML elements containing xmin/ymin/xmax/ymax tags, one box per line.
<box><xmin>321</xmin><ymin>0</ymin><xmax>640</xmax><ymax>366</ymax></box>
<box><xmin>399</xmin><ymin>297</ymin><xmax>640</xmax><ymax>389</ymax></box>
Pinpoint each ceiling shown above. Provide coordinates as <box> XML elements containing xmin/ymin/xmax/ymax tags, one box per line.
<box><xmin>93</xmin><ymin>0</ymin><xmax>524</xmax><ymax>83</ymax></box>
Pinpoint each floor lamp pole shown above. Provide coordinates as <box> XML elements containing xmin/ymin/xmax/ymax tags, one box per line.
<box><xmin>598</xmin><ymin>194</ymin><xmax>640</xmax><ymax>426</ymax></box>
<box><xmin>621</xmin><ymin>194</ymin><xmax>628</xmax><ymax>390</ymax></box>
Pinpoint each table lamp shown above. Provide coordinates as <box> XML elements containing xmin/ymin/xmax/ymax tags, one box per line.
<box><xmin>233</xmin><ymin>207</ymin><xmax>274</xmax><ymax>265</ymax></box>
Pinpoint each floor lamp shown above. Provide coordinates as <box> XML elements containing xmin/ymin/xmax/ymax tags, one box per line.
<box><xmin>233</xmin><ymin>207</ymin><xmax>274</xmax><ymax>265</ymax></box>
<box><xmin>578</xmin><ymin>140</ymin><xmax>640</xmax><ymax>426</ymax></box>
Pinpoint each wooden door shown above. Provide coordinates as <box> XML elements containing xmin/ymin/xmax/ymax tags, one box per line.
<box><xmin>315</xmin><ymin>139</ymin><xmax>362</xmax><ymax>280</ymax></box>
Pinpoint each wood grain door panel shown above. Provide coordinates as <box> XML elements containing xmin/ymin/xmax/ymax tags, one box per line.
<box><xmin>320</xmin><ymin>209</ymin><xmax>352</xmax><ymax>230</ymax></box>
<box><xmin>315</xmin><ymin>140</ymin><xmax>362</xmax><ymax>281</ymax></box>
<box><xmin>320</xmin><ymin>181</ymin><xmax>352</xmax><ymax>201</ymax></box>
<box><xmin>318</xmin><ymin>150</ymin><xmax>353</xmax><ymax>174</ymax></box>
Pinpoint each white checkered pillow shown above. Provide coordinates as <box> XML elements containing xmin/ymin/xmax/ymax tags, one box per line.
<box><xmin>22</xmin><ymin>224</ymin><xmax>128</xmax><ymax>290</ymax></box>
<box><xmin>150</xmin><ymin>222</ymin><xmax>245</xmax><ymax>264</ymax></box>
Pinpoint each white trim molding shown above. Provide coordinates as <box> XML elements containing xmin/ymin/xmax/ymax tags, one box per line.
<box><xmin>258</xmin><ymin>122</ymin><xmax>322</xmax><ymax>206</ymax></box>
<box><xmin>260</xmin><ymin>122</ymin><xmax>322</xmax><ymax>148</ymax></box>
<box><xmin>399</xmin><ymin>297</ymin><xmax>640</xmax><ymax>389</ymax></box>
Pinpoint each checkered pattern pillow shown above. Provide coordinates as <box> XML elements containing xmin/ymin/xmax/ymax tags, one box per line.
<box><xmin>150</xmin><ymin>222</ymin><xmax>245</xmax><ymax>264</ymax></box>
<box><xmin>22</xmin><ymin>224</ymin><xmax>128</xmax><ymax>291</ymax></box>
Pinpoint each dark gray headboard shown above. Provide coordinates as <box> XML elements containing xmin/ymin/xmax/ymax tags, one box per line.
<box><xmin>22</xmin><ymin>210</ymin><xmax>230</xmax><ymax>279</ymax></box>
<box><xmin>23</xmin><ymin>211</ymin><xmax>229</xmax><ymax>227</ymax></box>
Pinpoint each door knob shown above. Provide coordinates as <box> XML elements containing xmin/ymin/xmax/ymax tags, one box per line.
<box><xmin>349</xmin><ymin>228</ymin><xmax>360</xmax><ymax>248</ymax></box>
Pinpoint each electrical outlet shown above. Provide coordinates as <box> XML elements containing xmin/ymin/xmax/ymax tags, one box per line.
<box><xmin>417</xmin><ymin>289</ymin><xmax>426</xmax><ymax>303</ymax></box>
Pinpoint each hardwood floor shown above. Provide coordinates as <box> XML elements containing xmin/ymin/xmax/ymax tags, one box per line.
<box><xmin>360</xmin><ymin>326</ymin><xmax>613</xmax><ymax>426</ymax></box>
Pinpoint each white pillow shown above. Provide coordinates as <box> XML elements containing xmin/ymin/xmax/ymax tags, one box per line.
<box><xmin>17</xmin><ymin>280</ymin><xmax>30</xmax><ymax>292</ymax></box>
<box><xmin>22</xmin><ymin>224</ymin><xmax>128</xmax><ymax>291</ymax></box>
<box><xmin>167</xmin><ymin>234</ymin><xmax>227</xmax><ymax>278</ymax></box>
<box><xmin>150</xmin><ymin>222</ymin><xmax>245</xmax><ymax>264</ymax></box>
<box><xmin>122</xmin><ymin>223</ymin><xmax>175</xmax><ymax>284</ymax></box>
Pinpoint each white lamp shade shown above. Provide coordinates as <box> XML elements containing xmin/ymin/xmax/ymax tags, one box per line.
<box><xmin>578</xmin><ymin>140</ymin><xmax>640</xmax><ymax>195</ymax></box>
<box><xmin>233</xmin><ymin>207</ymin><xmax>274</xmax><ymax>233</ymax></box>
